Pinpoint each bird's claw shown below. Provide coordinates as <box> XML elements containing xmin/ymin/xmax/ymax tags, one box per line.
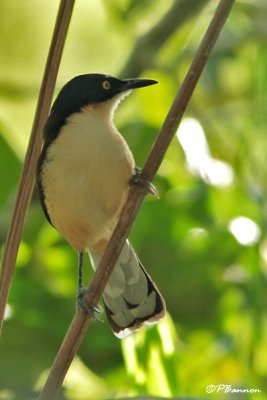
<box><xmin>76</xmin><ymin>287</ymin><xmax>103</xmax><ymax>317</ymax></box>
<box><xmin>131</xmin><ymin>167</ymin><xmax>159</xmax><ymax>197</ymax></box>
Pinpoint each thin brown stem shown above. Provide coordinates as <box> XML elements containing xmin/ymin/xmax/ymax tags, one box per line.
<box><xmin>0</xmin><ymin>0</ymin><xmax>75</xmax><ymax>333</ymax></box>
<box><xmin>38</xmin><ymin>0</ymin><xmax>235</xmax><ymax>398</ymax></box>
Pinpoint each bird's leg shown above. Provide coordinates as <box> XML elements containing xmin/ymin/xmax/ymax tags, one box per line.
<box><xmin>77</xmin><ymin>251</ymin><xmax>84</xmax><ymax>294</ymax></box>
<box><xmin>130</xmin><ymin>166</ymin><xmax>159</xmax><ymax>197</ymax></box>
<box><xmin>76</xmin><ymin>252</ymin><xmax>103</xmax><ymax>316</ymax></box>
<box><xmin>76</xmin><ymin>251</ymin><xmax>92</xmax><ymax>314</ymax></box>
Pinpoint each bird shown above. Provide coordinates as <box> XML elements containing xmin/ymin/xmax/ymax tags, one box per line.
<box><xmin>36</xmin><ymin>73</ymin><xmax>166</xmax><ymax>338</ymax></box>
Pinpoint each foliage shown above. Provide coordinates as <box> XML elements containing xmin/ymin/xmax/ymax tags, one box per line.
<box><xmin>1</xmin><ymin>0</ymin><xmax>267</xmax><ymax>399</ymax></box>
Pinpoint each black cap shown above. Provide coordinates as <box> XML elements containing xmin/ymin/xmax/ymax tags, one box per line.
<box><xmin>43</xmin><ymin>74</ymin><xmax>158</xmax><ymax>143</ymax></box>
<box><xmin>52</xmin><ymin>74</ymin><xmax>157</xmax><ymax>117</ymax></box>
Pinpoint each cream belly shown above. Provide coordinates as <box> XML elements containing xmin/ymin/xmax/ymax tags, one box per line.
<box><xmin>40</xmin><ymin>107</ymin><xmax>135</xmax><ymax>251</ymax></box>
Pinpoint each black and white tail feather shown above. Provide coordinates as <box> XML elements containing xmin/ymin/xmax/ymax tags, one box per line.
<box><xmin>90</xmin><ymin>240</ymin><xmax>165</xmax><ymax>338</ymax></box>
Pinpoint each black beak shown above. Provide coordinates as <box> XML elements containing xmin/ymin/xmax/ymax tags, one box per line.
<box><xmin>120</xmin><ymin>78</ymin><xmax>158</xmax><ymax>91</ymax></box>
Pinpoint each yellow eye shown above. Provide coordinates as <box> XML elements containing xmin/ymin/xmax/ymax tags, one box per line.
<box><xmin>102</xmin><ymin>80</ymin><xmax>111</xmax><ymax>90</ymax></box>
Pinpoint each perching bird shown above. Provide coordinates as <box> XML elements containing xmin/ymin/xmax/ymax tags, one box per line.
<box><xmin>36</xmin><ymin>73</ymin><xmax>166</xmax><ymax>338</ymax></box>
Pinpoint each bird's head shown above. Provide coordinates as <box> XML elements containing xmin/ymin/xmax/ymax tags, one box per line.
<box><xmin>43</xmin><ymin>74</ymin><xmax>158</xmax><ymax>141</ymax></box>
<box><xmin>51</xmin><ymin>73</ymin><xmax>158</xmax><ymax>120</ymax></box>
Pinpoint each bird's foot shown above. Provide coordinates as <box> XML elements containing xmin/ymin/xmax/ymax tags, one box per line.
<box><xmin>76</xmin><ymin>286</ymin><xmax>103</xmax><ymax>318</ymax></box>
<box><xmin>131</xmin><ymin>167</ymin><xmax>159</xmax><ymax>197</ymax></box>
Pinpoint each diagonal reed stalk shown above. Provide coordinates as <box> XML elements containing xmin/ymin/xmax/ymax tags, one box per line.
<box><xmin>37</xmin><ymin>0</ymin><xmax>236</xmax><ymax>398</ymax></box>
<box><xmin>0</xmin><ymin>0</ymin><xmax>75</xmax><ymax>333</ymax></box>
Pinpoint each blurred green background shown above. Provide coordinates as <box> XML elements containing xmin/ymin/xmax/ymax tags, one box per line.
<box><xmin>1</xmin><ymin>0</ymin><xmax>267</xmax><ymax>399</ymax></box>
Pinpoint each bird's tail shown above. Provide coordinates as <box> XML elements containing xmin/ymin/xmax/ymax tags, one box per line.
<box><xmin>89</xmin><ymin>240</ymin><xmax>165</xmax><ymax>338</ymax></box>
